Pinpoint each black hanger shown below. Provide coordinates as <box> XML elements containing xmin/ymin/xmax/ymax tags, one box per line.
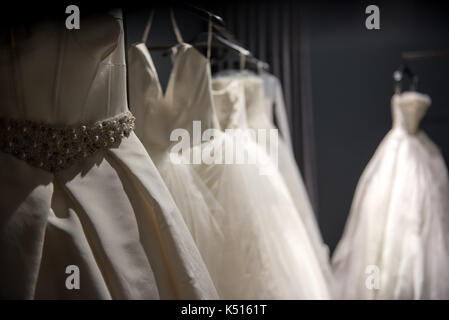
<box><xmin>190</xmin><ymin>24</ymin><xmax>270</xmax><ymax>73</ymax></box>
<box><xmin>191</xmin><ymin>32</ymin><xmax>250</xmax><ymax>56</ymax></box>
<box><xmin>401</xmin><ymin>49</ymin><xmax>449</xmax><ymax>61</ymax></box>
<box><xmin>180</xmin><ymin>3</ymin><xmax>225</xmax><ymax>27</ymax></box>
<box><xmin>192</xmin><ymin>33</ymin><xmax>270</xmax><ymax>73</ymax></box>
<box><xmin>147</xmin><ymin>4</ymin><xmax>270</xmax><ymax>72</ymax></box>
<box><xmin>393</xmin><ymin>63</ymin><xmax>418</xmax><ymax>94</ymax></box>
<box><xmin>147</xmin><ymin>5</ymin><xmax>225</xmax><ymax>52</ymax></box>
<box><xmin>394</xmin><ymin>49</ymin><xmax>449</xmax><ymax>93</ymax></box>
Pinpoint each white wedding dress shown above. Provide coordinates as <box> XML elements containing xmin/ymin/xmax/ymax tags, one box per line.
<box><xmin>127</xmin><ymin>11</ymin><xmax>330</xmax><ymax>298</ymax></box>
<box><xmin>127</xmin><ymin>13</ymin><xmax>225</xmax><ymax>297</ymax></box>
<box><xmin>0</xmin><ymin>10</ymin><xmax>218</xmax><ymax>300</ymax></box>
<box><xmin>213</xmin><ymin>73</ymin><xmax>334</xmax><ymax>292</ymax></box>
<box><xmin>332</xmin><ymin>91</ymin><xmax>449</xmax><ymax>299</ymax></box>
<box><xmin>193</xmin><ymin>70</ymin><xmax>332</xmax><ymax>298</ymax></box>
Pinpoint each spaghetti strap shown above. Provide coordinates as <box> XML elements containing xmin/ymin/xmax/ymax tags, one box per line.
<box><xmin>141</xmin><ymin>10</ymin><xmax>154</xmax><ymax>44</ymax></box>
<box><xmin>142</xmin><ymin>9</ymin><xmax>183</xmax><ymax>45</ymax></box>
<box><xmin>239</xmin><ymin>52</ymin><xmax>246</xmax><ymax>71</ymax></box>
<box><xmin>206</xmin><ymin>15</ymin><xmax>212</xmax><ymax>60</ymax></box>
<box><xmin>170</xmin><ymin>8</ymin><xmax>184</xmax><ymax>44</ymax></box>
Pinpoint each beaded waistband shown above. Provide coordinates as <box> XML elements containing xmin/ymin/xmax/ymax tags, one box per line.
<box><xmin>0</xmin><ymin>111</ymin><xmax>135</xmax><ymax>172</ymax></box>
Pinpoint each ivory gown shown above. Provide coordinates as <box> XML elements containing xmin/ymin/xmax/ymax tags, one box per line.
<box><xmin>127</xmin><ymin>11</ymin><xmax>332</xmax><ymax>296</ymax></box>
<box><xmin>0</xmin><ymin>10</ymin><xmax>218</xmax><ymax>299</ymax></box>
<box><xmin>200</xmin><ymin>76</ymin><xmax>332</xmax><ymax>299</ymax></box>
<box><xmin>126</xmin><ymin>11</ymin><xmax>329</xmax><ymax>298</ymax></box>
<box><xmin>212</xmin><ymin>73</ymin><xmax>334</xmax><ymax>293</ymax></box>
<box><xmin>127</xmin><ymin>16</ymin><xmax>226</xmax><ymax>297</ymax></box>
<box><xmin>332</xmin><ymin>92</ymin><xmax>449</xmax><ymax>299</ymax></box>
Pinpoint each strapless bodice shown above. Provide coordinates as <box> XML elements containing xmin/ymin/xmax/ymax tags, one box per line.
<box><xmin>0</xmin><ymin>11</ymin><xmax>127</xmax><ymax>125</ymax></box>
<box><xmin>391</xmin><ymin>91</ymin><xmax>430</xmax><ymax>134</ymax></box>
<box><xmin>212</xmin><ymin>78</ymin><xmax>248</xmax><ymax>130</ymax></box>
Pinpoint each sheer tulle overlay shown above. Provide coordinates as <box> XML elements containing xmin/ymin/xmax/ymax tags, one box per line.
<box><xmin>332</xmin><ymin>92</ymin><xmax>449</xmax><ymax>299</ymax></box>
<box><xmin>129</xmin><ymin>22</ymin><xmax>331</xmax><ymax>297</ymax></box>
<box><xmin>212</xmin><ymin>74</ymin><xmax>335</xmax><ymax>293</ymax></box>
<box><xmin>128</xmin><ymin>41</ymin><xmax>226</xmax><ymax>297</ymax></box>
<box><xmin>203</xmin><ymin>77</ymin><xmax>332</xmax><ymax>299</ymax></box>
<box><xmin>190</xmin><ymin>131</ymin><xmax>332</xmax><ymax>299</ymax></box>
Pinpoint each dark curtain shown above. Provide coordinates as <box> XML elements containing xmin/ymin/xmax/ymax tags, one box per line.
<box><xmin>205</xmin><ymin>1</ymin><xmax>320</xmax><ymax>214</ymax></box>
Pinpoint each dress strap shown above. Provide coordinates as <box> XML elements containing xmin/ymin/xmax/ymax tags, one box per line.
<box><xmin>257</xmin><ymin>61</ymin><xmax>263</xmax><ymax>74</ymax></box>
<box><xmin>170</xmin><ymin>8</ymin><xmax>184</xmax><ymax>44</ymax></box>
<box><xmin>141</xmin><ymin>10</ymin><xmax>154</xmax><ymax>44</ymax></box>
<box><xmin>142</xmin><ymin>9</ymin><xmax>184</xmax><ymax>45</ymax></box>
<box><xmin>239</xmin><ymin>53</ymin><xmax>246</xmax><ymax>71</ymax></box>
<box><xmin>206</xmin><ymin>14</ymin><xmax>213</xmax><ymax>60</ymax></box>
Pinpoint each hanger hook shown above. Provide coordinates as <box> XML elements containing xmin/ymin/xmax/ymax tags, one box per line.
<box><xmin>239</xmin><ymin>52</ymin><xmax>246</xmax><ymax>71</ymax></box>
<box><xmin>393</xmin><ymin>61</ymin><xmax>419</xmax><ymax>94</ymax></box>
<box><xmin>393</xmin><ymin>70</ymin><xmax>402</xmax><ymax>94</ymax></box>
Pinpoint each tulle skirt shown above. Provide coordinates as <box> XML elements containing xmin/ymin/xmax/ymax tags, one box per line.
<box><xmin>251</xmin><ymin>128</ymin><xmax>335</xmax><ymax>294</ymax></box>
<box><xmin>149</xmin><ymin>152</ymin><xmax>227</xmax><ymax>297</ymax></box>
<box><xmin>332</xmin><ymin>129</ymin><xmax>449</xmax><ymax>299</ymax></box>
<box><xmin>188</xmin><ymin>130</ymin><xmax>332</xmax><ymax>299</ymax></box>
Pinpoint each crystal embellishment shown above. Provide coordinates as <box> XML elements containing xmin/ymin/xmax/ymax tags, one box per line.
<box><xmin>0</xmin><ymin>111</ymin><xmax>135</xmax><ymax>172</ymax></box>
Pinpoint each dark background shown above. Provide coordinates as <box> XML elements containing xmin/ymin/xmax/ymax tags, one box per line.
<box><xmin>123</xmin><ymin>0</ymin><xmax>449</xmax><ymax>253</ymax></box>
<box><xmin>306</xmin><ymin>0</ymin><xmax>449</xmax><ymax>252</ymax></box>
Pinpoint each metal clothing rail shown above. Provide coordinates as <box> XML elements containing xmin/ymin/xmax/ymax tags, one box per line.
<box><xmin>401</xmin><ymin>49</ymin><xmax>449</xmax><ymax>61</ymax></box>
<box><xmin>394</xmin><ymin>49</ymin><xmax>449</xmax><ymax>92</ymax></box>
<box><xmin>149</xmin><ymin>4</ymin><xmax>271</xmax><ymax>71</ymax></box>
<box><xmin>182</xmin><ymin>3</ymin><xmax>225</xmax><ymax>27</ymax></box>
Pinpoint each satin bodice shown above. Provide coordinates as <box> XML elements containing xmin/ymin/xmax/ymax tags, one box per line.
<box><xmin>214</xmin><ymin>73</ymin><xmax>274</xmax><ymax>131</ymax></box>
<box><xmin>243</xmin><ymin>76</ymin><xmax>275</xmax><ymax>131</ymax></box>
<box><xmin>128</xmin><ymin>42</ymin><xmax>220</xmax><ymax>157</ymax></box>
<box><xmin>260</xmin><ymin>73</ymin><xmax>275</xmax><ymax>123</ymax></box>
<box><xmin>211</xmin><ymin>78</ymin><xmax>248</xmax><ymax>130</ymax></box>
<box><xmin>0</xmin><ymin>11</ymin><xmax>127</xmax><ymax>125</ymax></box>
<box><xmin>391</xmin><ymin>91</ymin><xmax>430</xmax><ymax>134</ymax></box>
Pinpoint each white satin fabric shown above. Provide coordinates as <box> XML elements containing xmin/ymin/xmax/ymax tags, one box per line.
<box><xmin>332</xmin><ymin>92</ymin><xmax>449</xmax><ymax>299</ymax></box>
<box><xmin>128</xmin><ymin>41</ymin><xmax>226</xmax><ymax>297</ymax></box>
<box><xmin>0</xmin><ymin>11</ymin><xmax>218</xmax><ymax>299</ymax></box>
<box><xmin>212</xmin><ymin>73</ymin><xmax>334</xmax><ymax>293</ymax></box>
<box><xmin>206</xmin><ymin>77</ymin><xmax>332</xmax><ymax>299</ymax></box>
